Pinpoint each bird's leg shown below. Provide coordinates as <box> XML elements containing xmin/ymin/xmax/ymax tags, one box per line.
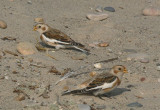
<box><xmin>97</xmin><ymin>95</ymin><xmax>106</xmax><ymax>100</ymax></box>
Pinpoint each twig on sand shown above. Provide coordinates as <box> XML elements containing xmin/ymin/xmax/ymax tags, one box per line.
<box><xmin>95</xmin><ymin>57</ymin><xmax>118</xmax><ymax>63</ymax></box>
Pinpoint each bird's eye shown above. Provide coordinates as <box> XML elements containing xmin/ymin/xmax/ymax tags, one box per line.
<box><xmin>118</xmin><ymin>68</ymin><xmax>122</xmax><ymax>70</ymax></box>
<box><xmin>38</xmin><ymin>26</ymin><xmax>41</xmax><ymax>28</ymax></box>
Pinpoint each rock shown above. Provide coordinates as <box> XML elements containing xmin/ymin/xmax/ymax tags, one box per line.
<box><xmin>94</xmin><ymin>63</ymin><xmax>102</xmax><ymax>69</ymax></box>
<box><xmin>127</xmin><ymin>102</ymin><xmax>143</xmax><ymax>107</ymax></box>
<box><xmin>127</xmin><ymin>53</ymin><xmax>149</xmax><ymax>61</ymax></box>
<box><xmin>95</xmin><ymin>6</ymin><xmax>103</xmax><ymax>12</ymax></box>
<box><xmin>78</xmin><ymin>104</ymin><xmax>91</xmax><ymax>110</ymax></box>
<box><xmin>27</xmin><ymin>1</ymin><xmax>32</xmax><ymax>4</ymax></box>
<box><xmin>140</xmin><ymin>77</ymin><xmax>145</xmax><ymax>82</ymax></box>
<box><xmin>34</xmin><ymin>18</ymin><xmax>44</xmax><ymax>23</ymax></box>
<box><xmin>104</xmin><ymin>7</ymin><xmax>115</xmax><ymax>12</ymax></box>
<box><xmin>98</xmin><ymin>42</ymin><xmax>109</xmax><ymax>47</ymax></box>
<box><xmin>15</xmin><ymin>94</ymin><xmax>25</xmax><ymax>101</ymax></box>
<box><xmin>142</xmin><ymin>7</ymin><xmax>160</xmax><ymax>16</ymax></box>
<box><xmin>0</xmin><ymin>20</ymin><xmax>7</xmax><ymax>29</ymax></box>
<box><xmin>17</xmin><ymin>42</ymin><xmax>38</xmax><ymax>55</ymax></box>
<box><xmin>158</xmin><ymin>78</ymin><xmax>160</xmax><ymax>82</ymax></box>
<box><xmin>86</xmin><ymin>13</ymin><xmax>109</xmax><ymax>21</ymax></box>
<box><xmin>140</xmin><ymin>58</ymin><xmax>149</xmax><ymax>63</ymax></box>
<box><xmin>96</xmin><ymin>105</ymin><xmax>106</xmax><ymax>109</ymax></box>
<box><xmin>71</xmin><ymin>54</ymin><xmax>87</xmax><ymax>60</ymax></box>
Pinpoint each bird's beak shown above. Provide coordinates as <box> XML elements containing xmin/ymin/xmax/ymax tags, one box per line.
<box><xmin>33</xmin><ymin>26</ymin><xmax>37</xmax><ymax>31</ymax></box>
<box><xmin>123</xmin><ymin>68</ymin><xmax>128</xmax><ymax>73</ymax></box>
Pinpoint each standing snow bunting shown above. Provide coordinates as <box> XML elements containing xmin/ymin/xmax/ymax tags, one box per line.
<box><xmin>62</xmin><ymin>65</ymin><xmax>128</xmax><ymax>96</ymax></box>
<box><xmin>33</xmin><ymin>23</ymin><xmax>90</xmax><ymax>54</ymax></box>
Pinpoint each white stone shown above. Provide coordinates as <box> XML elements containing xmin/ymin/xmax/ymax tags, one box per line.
<box><xmin>86</xmin><ymin>13</ymin><xmax>109</xmax><ymax>21</ymax></box>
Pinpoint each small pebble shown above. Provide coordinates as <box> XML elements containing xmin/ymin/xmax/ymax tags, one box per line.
<box><xmin>140</xmin><ymin>77</ymin><xmax>145</xmax><ymax>82</ymax></box>
<box><xmin>157</xmin><ymin>78</ymin><xmax>160</xmax><ymax>83</ymax></box>
<box><xmin>140</xmin><ymin>58</ymin><xmax>149</xmax><ymax>63</ymax></box>
<box><xmin>15</xmin><ymin>94</ymin><xmax>25</xmax><ymax>101</ymax></box>
<box><xmin>34</xmin><ymin>18</ymin><xmax>44</xmax><ymax>23</ymax></box>
<box><xmin>4</xmin><ymin>76</ymin><xmax>9</xmax><ymax>79</ymax></box>
<box><xmin>89</xmin><ymin>71</ymin><xmax>97</xmax><ymax>77</ymax></box>
<box><xmin>94</xmin><ymin>63</ymin><xmax>102</xmax><ymax>69</ymax></box>
<box><xmin>0</xmin><ymin>20</ymin><xmax>7</xmax><ymax>29</ymax></box>
<box><xmin>142</xmin><ymin>7</ymin><xmax>160</xmax><ymax>16</ymax></box>
<box><xmin>127</xmin><ymin>102</ymin><xmax>143</xmax><ymax>108</ymax></box>
<box><xmin>95</xmin><ymin>6</ymin><xmax>103</xmax><ymax>12</ymax></box>
<box><xmin>78</xmin><ymin>104</ymin><xmax>91</xmax><ymax>110</ymax></box>
<box><xmin>17</xmin><ymin>42</ymin><xmax>38</xmax><ymax>55</ymax></box>
<box><xmin>104</xmin><ymin>7</ymin><xmax>115</xmax><ymax>12</ymax></box>
<box><xmin>86</xmin><ymin>13</ymin><xmax>109</xmax><ymax>21</ymax></box>
<box><xmin>96</xmin><ymin>105</ymin><xmax>106</xmax><ymax>109</ymax></box>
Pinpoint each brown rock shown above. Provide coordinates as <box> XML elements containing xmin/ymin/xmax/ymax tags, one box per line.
<box><xmin>142</xmin><ymin>7</ymin><xmax>160</xmax><ymax>16</ymax></box>
<box><xmin>17</xmin><ymin>42</ymin><xmax>38</xmax><ymax>55</ymax></box>
<box><xmin>0</xmin><ymin>20</ymin><xmax>7</xmax><ymax>29</ymax></box>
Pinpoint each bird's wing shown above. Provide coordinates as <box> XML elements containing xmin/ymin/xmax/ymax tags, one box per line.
<box><xmin>43</xmin><ymin>29</ymin><xmax>85</xmax><ymax>47</ymax></box>
<box><xmin>86</xmin><ymin>73</ymin><xmax>117</xmax><ymax>89</ymax></box>
<box><xmin>43</xmin><ymin>29</ymin><xmax>73</xmax><ymax>43</ymax></box>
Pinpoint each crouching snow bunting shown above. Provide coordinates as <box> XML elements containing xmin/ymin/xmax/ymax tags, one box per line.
<box><xmin>33</xmin><ymin>23</ymin><xmax>90</xmax><ymax>54</ymax></box>
<box><xmin>62</xmin><ymin>65</ymin><xmax>128</xmax><ymax>97</ymax></box>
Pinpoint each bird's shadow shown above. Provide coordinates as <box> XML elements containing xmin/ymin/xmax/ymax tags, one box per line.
<box><xmin>103</xmin><ymin>88</ymin><xmax>131</xmax><ymax>97</ymax></box>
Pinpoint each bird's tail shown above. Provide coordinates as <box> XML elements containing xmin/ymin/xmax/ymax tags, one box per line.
<box><xmin>62</xmin><ymin>89</ymin><xmax>88</xmax><ymax>96</ymax></box>
<box><xmin>73</xmin><ymin>46</ymin><xmax>90</xmax><ymax>55</ymax></box>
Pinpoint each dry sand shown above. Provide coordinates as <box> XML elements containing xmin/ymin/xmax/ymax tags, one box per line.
<box><xmin>0</xmin><ymin>0</ymin><xmax>160</xmax><ymax>110</ymax></box>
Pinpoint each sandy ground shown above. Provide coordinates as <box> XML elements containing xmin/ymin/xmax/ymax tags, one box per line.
<box><xmin>0</xmin><ymin>0</ymin><xmax>160</xmax><ymax>110</ymax></box>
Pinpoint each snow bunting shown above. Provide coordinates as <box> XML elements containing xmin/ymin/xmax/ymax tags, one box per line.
<box><xmin>33</xmin><ymin>23</ymin><xmax>90</xmax><ymax>54</ymax></box>
<box><xmin>62</xmin><ymin>65</ymin><xmax>128</xmax><ymax>96</ymax></box>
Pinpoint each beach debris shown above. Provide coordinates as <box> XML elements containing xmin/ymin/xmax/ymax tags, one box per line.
<box><xmin>15</xmin><ymin>93</ymin><xmax>25</xmax><ymax>101</ymax></box>
<box><xmin>17</xmin><ymin>42</ymin><xmax>38</xmax><ymax>55</ymax></box>
<box><xmin>0</xmin><ymin>20</ymin><xmax>7</xmax><ymax>29</ymax></box>
<box><xmin>71</xmin><ymin>54</ymin><xmax>87</xmax><ymax>60</ymax></box>
<box><xmin>86</xmin><ymin>13</ymin><xmax>109</xmax><ymax>21</ymax></box>
<box><xmin>140</xmin><ymin>58</ymin><xmax>149</xmax><ymax>63</ymax></box>
<box><xmin>98</xmin><ymin>42</ymin><xmax>109</xmax><ymax>47</ymax></box>
<box><xmin>1</xmin><ymin>36</ymin><xmax>16</xmax><ymax>41</ymax></box>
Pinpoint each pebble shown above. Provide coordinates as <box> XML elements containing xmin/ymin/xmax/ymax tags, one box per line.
<box><xmin>27</xmin><ymin>1</ymin><xmax>32</xmax><ymax>4</ymax></box>
<box><xmin>34</xmin><ymin>18</ymin><xmax>44</xmax><ymax>23</ymax></box>
<box><xmin>94</xmin><ymin>63</ymin><xmax>102</xmax><ymax>69</ymax></box>
<box><xmin>78</xmin><ymin>104</ymin><xmax>91</xmax><ymax>110</ymax></box>
<box><xmin>140</xmin><ymin>58</ymin><xmax>149</xmax><ymax>63</ymax></box>
<box><xmin>15</xmin><ymin>94</ymin><xmax>25</xmax><ymax>101</ymax></box>
<box><xmin>95</xmin><ymin>6</ymin><xmax>103</xmax><ymax>12</ymax></box>
<box><xmin>0</xmin><ymin>20</ymin><xmax>7</xmax><ymax>29</ymax></box>
<box><xmin>156</xmin><ymin>66</ymin><xmax>160</xmax><ymax>71</ymax></box>
<box><xmin>127</xmin><ymin>102</ymin><xmax>143</xmax><ymax>108</ymax></box>
<box><xmin>86</xmin><ymin>13</ymin><xmax>109</xmax><ymax>21</ymax></box>
<box><xmin>127</xmin><ymin>53</ymin><xmax>149</xmax><ymax>61</ymax></box>
<box><xmin>104</xmin><ymin>7</ymin><xmax>115</xmax><ymax>12</ymax></box>
<box><xmin>158</xmin><ymin>78</ymin><xmax>160</xmax><ymax>82</ymax></box>
<box><xmin>71</xmin><ymin>54</ymin><xmax>87</xmax><ymax>60</ymax></box>
<box><xmin>142</xmin><ymin>7</ymin><xmax>160</xmax><ymax>16</ymax></box>
<box><xmin>89</xmin><ymin>71</ymin><xmax>97</xmax><ymax>77</ymax></box>
<box><xmin>96</xmin><ymin>105</ymin><xmax>106</xmax><ymax>109</ymax></box>
<box><xmin>17</xmin><ymin>42</ymin><xmax>38</xmax><ymax>55</ymax></box>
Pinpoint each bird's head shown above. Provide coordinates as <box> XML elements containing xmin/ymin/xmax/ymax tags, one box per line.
<box><xmin>110</xmin><ymin>65</ymin><xmax>128</xmax><ymax>79</ymax></box>
<box><xmin>33</xmin><ymin>23</ymin><xmax>49</xmax><ymax>34</ymax></box>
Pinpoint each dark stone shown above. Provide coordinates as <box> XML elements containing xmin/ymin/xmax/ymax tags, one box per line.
<box><xmin>104</xmin><ymin>7</ymin><xmax>115</xmax><ymax>12</ymax></box>
<box><xmin>127</xmin><ymin>102</ymin><xmax>143</xmax><ymax>107</ymax></box>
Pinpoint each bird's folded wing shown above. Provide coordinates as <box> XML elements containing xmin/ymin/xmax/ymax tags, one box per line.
<box><xmin>43</xmin><ymin>29</ymin><xmax>74</xmax><ymax>43</ymax></box>
<box><xmin>87</xmin><ymin>74</ymin><xmax>117</xmax><ymax>89</ymax></box>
